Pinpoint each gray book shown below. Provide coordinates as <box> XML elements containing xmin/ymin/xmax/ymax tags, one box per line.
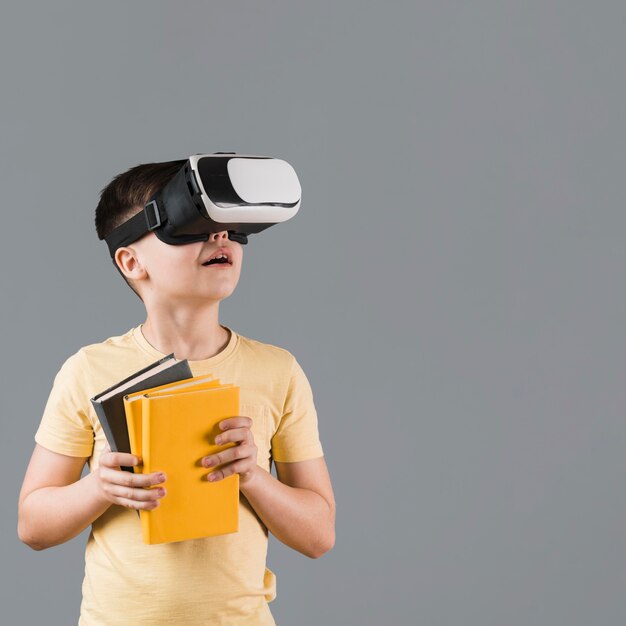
<box><xmin>90</xmin><ymin>354</ymin><xmax>193</xmax><ymax>474</ymax></box>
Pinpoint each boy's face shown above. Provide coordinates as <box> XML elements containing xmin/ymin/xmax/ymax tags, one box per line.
<box><xmin>116</xmin><ymin>229</ymin><xmax>243</xmax><ymax>305</ymax></box>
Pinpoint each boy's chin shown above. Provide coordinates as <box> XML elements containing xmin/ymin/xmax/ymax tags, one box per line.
<box><xmin>160</xmin><ymin>285</ymin><xmax>236</xmax><ymax>301</ymax></box>
<box><xmin>197</xmin><ymin>285</ymin><xmax>238</xmax><ymax>299</ymax></box>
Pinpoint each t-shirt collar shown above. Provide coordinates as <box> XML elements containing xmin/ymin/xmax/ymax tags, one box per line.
<box><xmin>131</xmin><ymin>323</ymin><xmax>239</xmax><ymax>368</ymax></box>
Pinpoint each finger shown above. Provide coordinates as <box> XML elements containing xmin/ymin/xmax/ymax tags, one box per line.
<box><xmin>99</xmin><ymin>465</ymin><xmax>166</xmax><ymax>489</ymax></box>
<box><xmin>115</xmin><ymin>494</ymin><xmax>162</xmax><ymax>511</ymax></box>
<box><xmin>218</xmin><ymin>416</ymin><xmax>254</xmax><ymax>431</ymax></box>
<box><xmin>215</xmin><ymin>426</ymin><xmax>253</xmax><ymax>446</ymax></box>
<box><xmin>101</xmin><ymin>451</ymin><xmax>143</xmax><ymax>469</ymax></box>
<box><xmin>203</xmin><ymin>443</ymin><xmax>253</xmax><ymax>469</ymax></box>
<box><xmin>208</xmin><ymin>458</ymin><xmax>252</xmax><ymax>482</ymax></box>
<box><xmin>108</xmin><ymin>483</ymin><xmax>167</xmax><ymax>505</ymax></box>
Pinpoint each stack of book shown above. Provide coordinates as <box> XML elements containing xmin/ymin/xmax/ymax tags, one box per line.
<box><xmin>90</xmin><ymin>354</ymin><xmax>240</xmax><ymax>545</ymax></box>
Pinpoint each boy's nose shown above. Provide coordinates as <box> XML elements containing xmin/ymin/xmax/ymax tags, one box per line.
<box><xmin>209</xmin><ymin>230</ymin><xmax>229</xmax><ymax>241</ymax></box>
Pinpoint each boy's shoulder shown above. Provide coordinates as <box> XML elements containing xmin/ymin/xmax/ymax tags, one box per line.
<box><xmin>237</xmin><ymin>330</ymin><xmax>293</xmax><ymax>356</ymax></box>
<box><xmin>75</xmin><ymin>326</ymin><xmax>142</xmax><ymax>360</ymax></box>
<box><xmin>233</xmin><ymin>329</ymin><xmax>297</xmax><ymax>369</ymax></box>
<box><xmin>48</xmin><ymin>329</ymin><xmax>131</xmax><ymax>369</ymax></box>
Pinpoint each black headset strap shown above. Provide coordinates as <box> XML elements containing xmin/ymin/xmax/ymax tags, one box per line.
<box><xmin>104</xmin><ymin>203</ymin><xmax>248</xmax><ymax>258</ymax></box>
<box><xmin>104</xmin><ymin>205</ymin><xmax>156</xmax><ymax>258</ymax></box>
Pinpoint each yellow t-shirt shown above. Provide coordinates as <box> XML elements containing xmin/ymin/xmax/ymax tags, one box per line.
<box><xmin>34</xmin><ymin>324</ymin><xmax>324</xmax><ymax>626</ymax></box>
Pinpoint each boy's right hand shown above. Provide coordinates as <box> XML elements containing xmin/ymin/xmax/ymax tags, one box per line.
<box><xmin>94</xmin><ymin>444</ymin><xmax>167</xmax><ymax>510</ymax></box>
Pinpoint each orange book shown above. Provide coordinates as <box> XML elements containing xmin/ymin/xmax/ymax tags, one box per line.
<box><xmin>138</xmin><ymin>384</ymin><xmax>240</xmax><ymax>545</ymax></box>
<box><xmin>123</xmin><ymin>374</ymin><xmax>222</xmax><ymax>462</ymax></box>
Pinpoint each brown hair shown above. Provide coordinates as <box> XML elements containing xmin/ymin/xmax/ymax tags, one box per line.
<box><xmin>94</xmin><ymin>160</ymin><xmax>186</xmax><ymax>301</ymax></box>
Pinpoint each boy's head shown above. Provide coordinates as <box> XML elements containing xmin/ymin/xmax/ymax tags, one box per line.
<box><xmin>95</xmin><ymin>161</ymin><xmax>243</xmax><ymax>305</ymax></box>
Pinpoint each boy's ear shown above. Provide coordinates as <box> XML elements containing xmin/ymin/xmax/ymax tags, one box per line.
<box><xmin>114</xmin><ymin>246</ymin><xmax>147</xmax><ymax>280</ymax></box>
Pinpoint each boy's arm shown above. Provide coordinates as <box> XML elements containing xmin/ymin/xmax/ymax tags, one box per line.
<box><xmin>240</xmin><ymin>457</ymin><xmax>335</xmax><ymax>559</ymax></box>
<box><xmin>18</xmin><ymin>444</ymin><xmax>166</xmax><ymax>550</ymax></box>
<box><xmin>206</xmin><ymin>355</ymin><xmax>334</xmax><ymax>557</ymax></box>
<box><xmin>17</xmin><ymin>444</ymin><xmax>112</xmax><ymax>550</ymax></box>
<box><xmin>202</xmin><ymin>412</ymin><xmax>334</xmax><ymax>558</ymax></box>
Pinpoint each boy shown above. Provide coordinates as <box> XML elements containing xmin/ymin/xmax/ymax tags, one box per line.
<box><xmin>17</xmin><ymin>159</ymin><xmax>336</xmax><ymax>625</ymax></box>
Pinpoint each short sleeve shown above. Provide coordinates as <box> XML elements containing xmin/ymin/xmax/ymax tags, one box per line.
<box><xmin>271</xmin><ymin>357</ymin><xmax>324</xmax><ymax>463</ymax></box>
<box><xmin>34</xmin><ymin>349</ymin><xmax>95</xmax><ymax>457</ymax></box>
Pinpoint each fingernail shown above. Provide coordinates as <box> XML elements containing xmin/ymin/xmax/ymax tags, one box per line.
<box><xmin>159</xmin><ymin>473</ymin><xmax>166</xmax><ymax>482</ymax></box>
<box><xmin>208</xmin><ymin>473</ymin><xmax>217</xmax><ymax>482</ymax></box>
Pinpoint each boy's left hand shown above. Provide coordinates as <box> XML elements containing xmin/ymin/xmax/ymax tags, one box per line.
<box><xmin>201</xmin><ymin>416</ymin><xmax>258</xmax><ymax>486</ymax></box>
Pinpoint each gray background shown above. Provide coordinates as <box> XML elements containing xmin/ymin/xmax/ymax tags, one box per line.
<box><xmin>2</xmin><ymin>1</ymin><xmax>625</xmax><ymax>624</ymax></box>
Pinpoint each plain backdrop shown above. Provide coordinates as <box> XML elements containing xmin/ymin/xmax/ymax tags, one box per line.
<box><xmin>2</xmin><ymin>1</ymin><xmax>626</xmax><ymax>625</ymax></box>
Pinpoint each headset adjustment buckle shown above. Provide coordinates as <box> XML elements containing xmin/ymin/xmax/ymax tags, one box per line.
<box><xmin>144</xmin><ymin>200</ymin><xmax>162</xmax><ymax>231</ymax></box>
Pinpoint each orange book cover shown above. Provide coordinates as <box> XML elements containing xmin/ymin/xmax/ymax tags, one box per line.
<box><xmin>123</xmin><ymin>374</ymin><xmax>223</xmax><ymax>462</ymax></box>
<box><xmin>139</xmin><ymin>384</ymin><xmax>240</xmax><ymax>545</ymax></box>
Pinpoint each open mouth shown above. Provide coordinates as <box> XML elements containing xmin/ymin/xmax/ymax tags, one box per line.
<box><xmin>202</xmin><ymin>258</ymin><xmax>232</xmax><ymax>267</ymax></box>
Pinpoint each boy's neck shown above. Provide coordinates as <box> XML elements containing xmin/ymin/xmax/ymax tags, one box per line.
<box><xmin>140</xmin><ymin>311</ymin><xmax>231</xmax><ymax>362</ymax></box>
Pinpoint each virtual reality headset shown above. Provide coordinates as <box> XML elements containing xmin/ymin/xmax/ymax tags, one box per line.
<box><xmin>104</xmin><ymin>152</ymin><xmax>302</xmax><ymax>258</ymax></box>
